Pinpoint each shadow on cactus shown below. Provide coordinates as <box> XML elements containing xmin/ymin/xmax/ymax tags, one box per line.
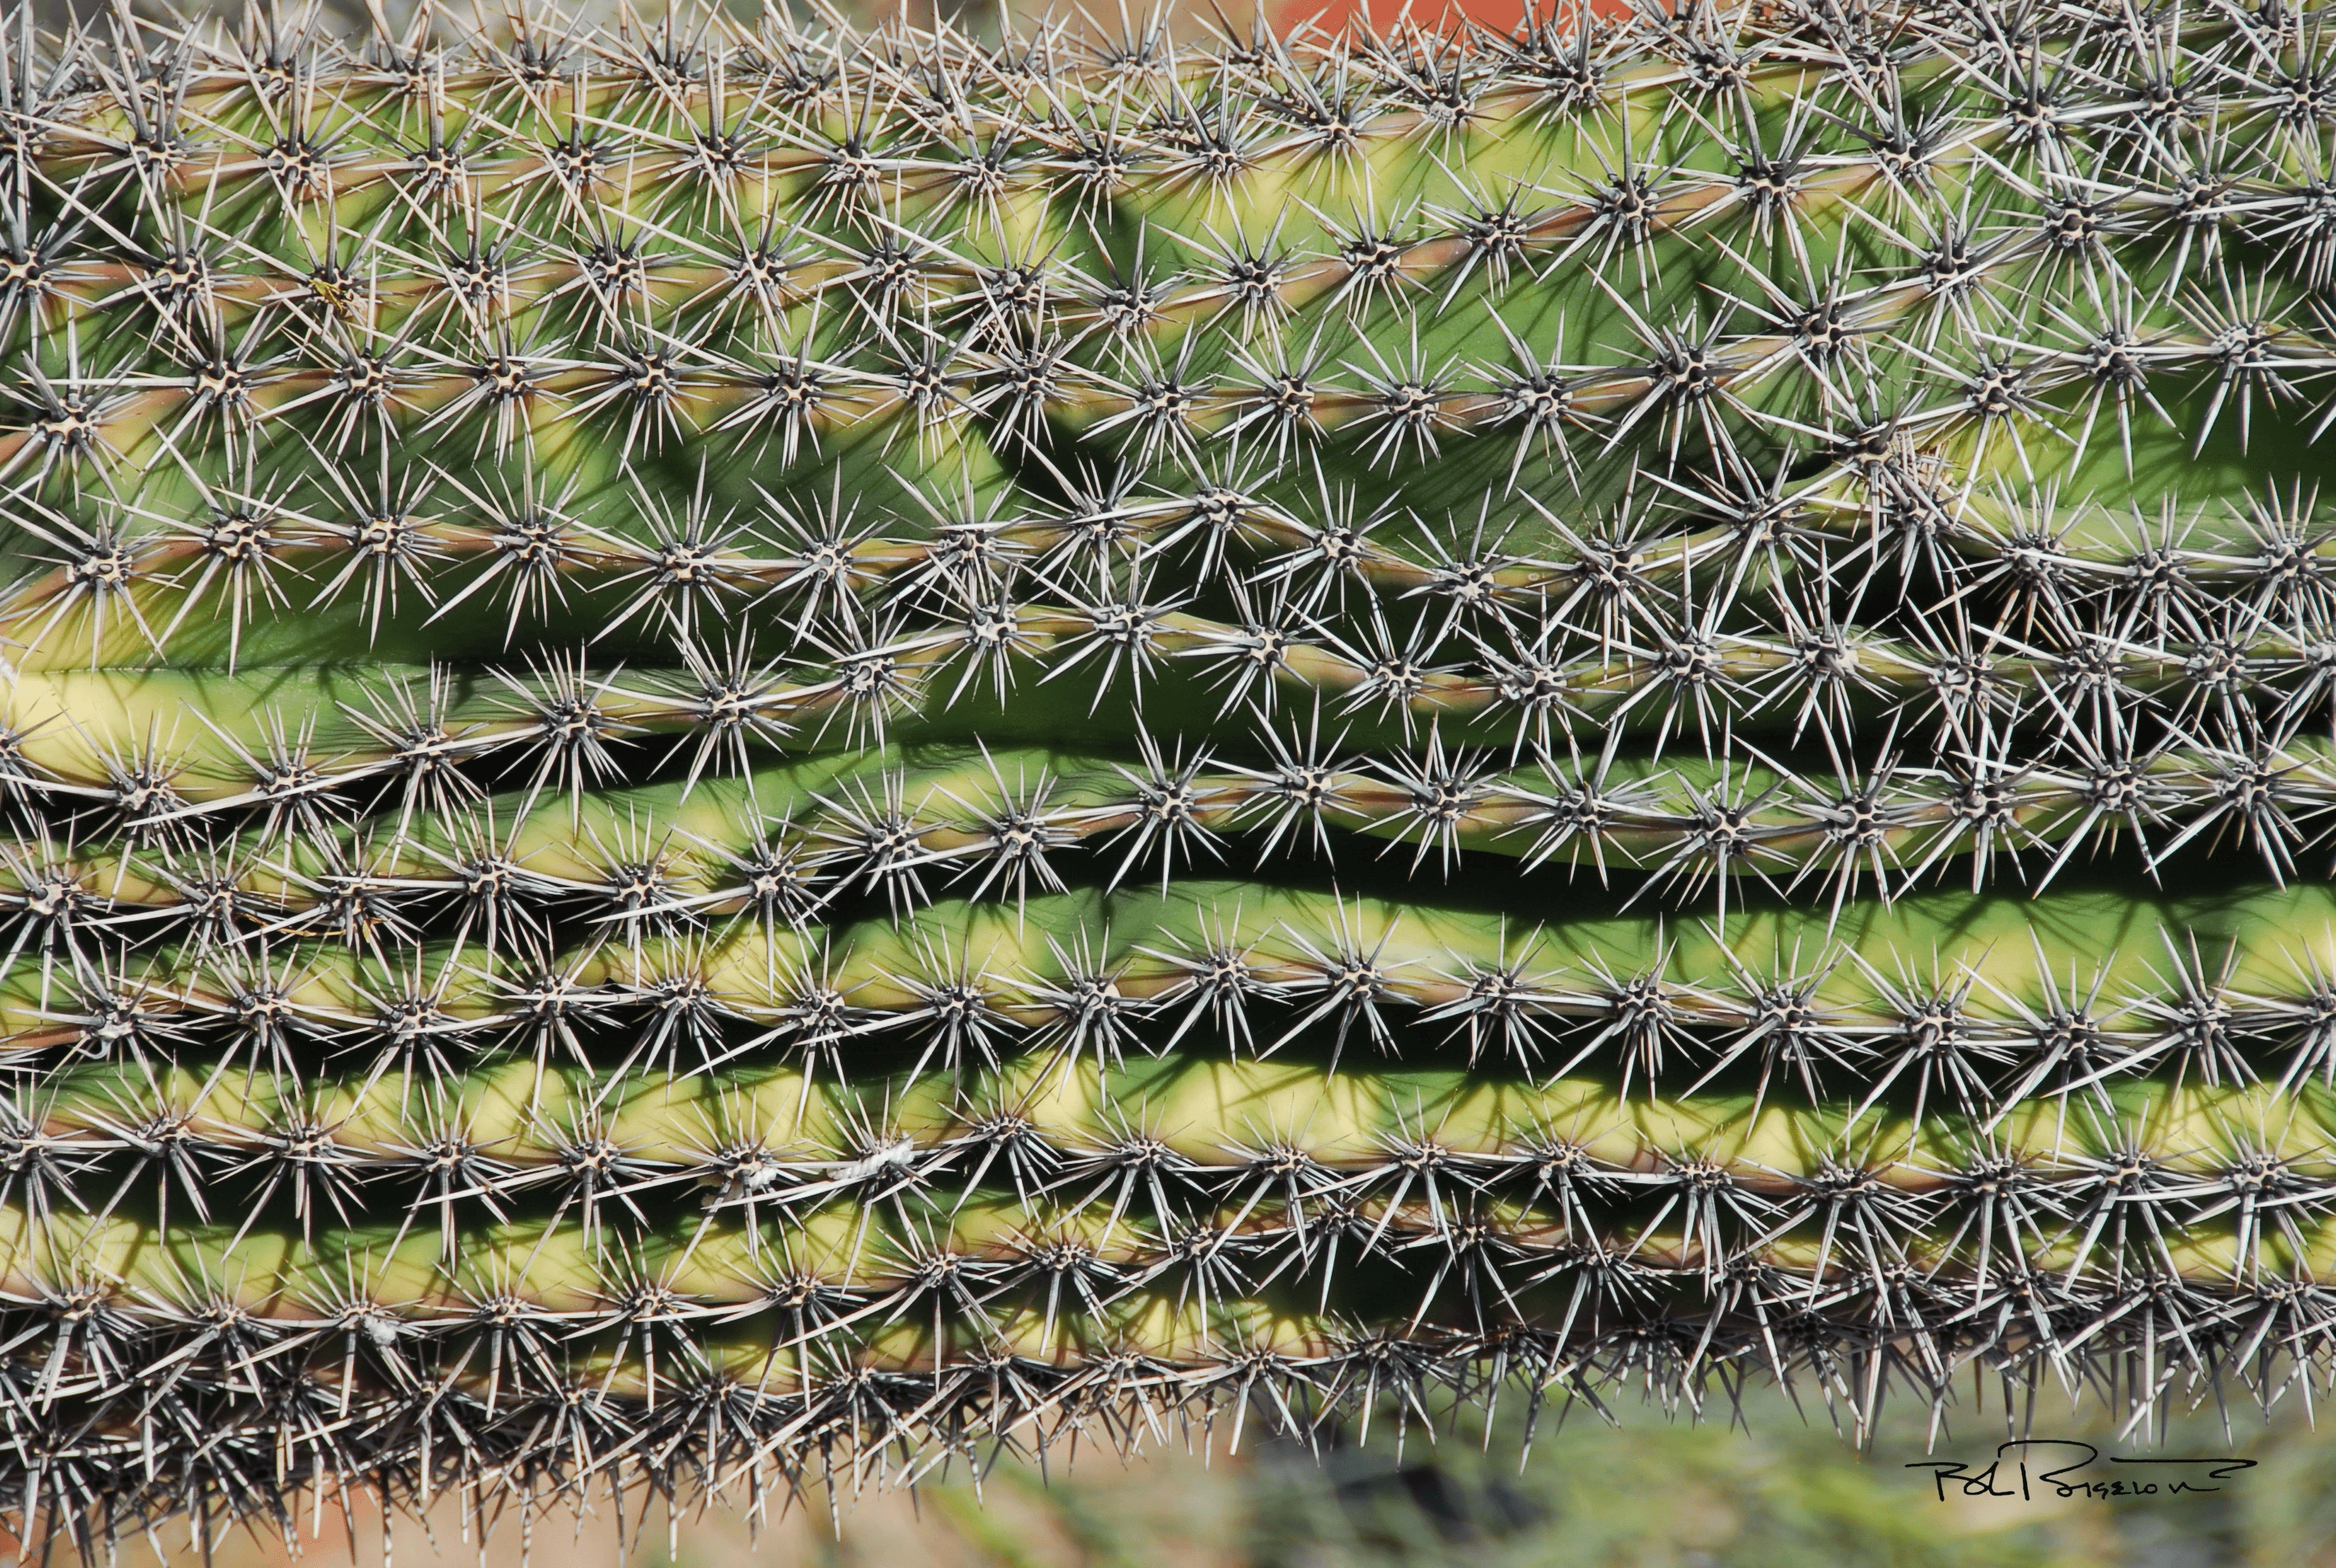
<box><xmin>4</xmin><ymin>0</ymin><xmax>2336</xmax><ymax>1552</ymax></box>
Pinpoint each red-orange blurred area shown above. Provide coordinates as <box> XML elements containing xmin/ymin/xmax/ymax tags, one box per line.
<box><xmin>1270</xmin><ymin>0</ymin><xmax>1629</xmax><ymax>36</ymax></box>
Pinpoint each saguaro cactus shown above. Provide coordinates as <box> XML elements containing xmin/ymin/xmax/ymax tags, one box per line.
<box><xmin>4</xmin><ymin>0</ymin><xmax>2336</xmax><ymax>1549</ymax></box>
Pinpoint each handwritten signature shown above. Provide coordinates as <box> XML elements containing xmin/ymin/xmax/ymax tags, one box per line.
<box><xmin>1908</xmin><ymin>1441</ymin><xmax>2257</xmax><ymax>1502</ymax></box>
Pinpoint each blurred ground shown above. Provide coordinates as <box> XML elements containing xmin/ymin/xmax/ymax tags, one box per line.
<box><xmin>44</xmin><ymin>1382</ymin><xmax>2336</xmax><ymax>1568</ymax></box>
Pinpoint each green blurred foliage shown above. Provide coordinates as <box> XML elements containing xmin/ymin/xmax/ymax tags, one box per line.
<box><xmin>745</xmin><ymin>1386</ymin><xmax>2336</xmax><ymax>1568</ymax></box>
<box><xmin>148</xmin><ymin>1385</ymin><xmax>2336</xmax><ymax>1566</ymax></box>
<box><xmin>1224</xmin><ymin>1388</ymin><xmax>2336</xmax><ymax>1568</ymax></box>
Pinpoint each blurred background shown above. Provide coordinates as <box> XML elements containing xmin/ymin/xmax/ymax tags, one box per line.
<box><xmin>15</xmin><ymin>0</ymin><xmax>1551</xmax><ymax>52</ymax></box>
<box><xmin>40</xmin><ymin>1384</ymin><xmax>2336</xmax><ymax>1568</ymax></box>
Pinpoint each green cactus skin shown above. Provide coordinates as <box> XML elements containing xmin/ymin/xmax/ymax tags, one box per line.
<box><xmin>13</xmin><ymin>0</ymin><xmax>2336</xmax><ymax>1550</ymax></box>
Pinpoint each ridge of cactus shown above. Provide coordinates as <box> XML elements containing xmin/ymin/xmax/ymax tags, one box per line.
<box><xmin>12</xmin><ymin>0</ymin><xmax>2336</xmax><ymax>1551</ymax></box>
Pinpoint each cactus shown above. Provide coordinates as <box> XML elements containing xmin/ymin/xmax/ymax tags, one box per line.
<box><xmin>12</xmin><ymin>0</ymin><xmax>2336</xmax><ymax>1549</ymax></box>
